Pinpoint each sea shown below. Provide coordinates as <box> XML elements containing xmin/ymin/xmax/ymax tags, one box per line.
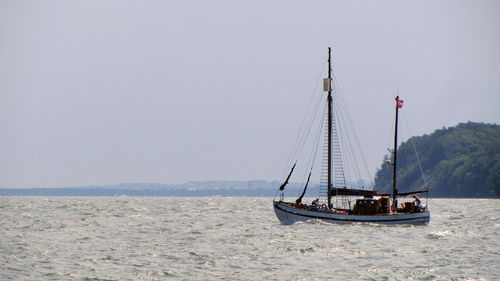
<box><xmin>1</xmin><ymin>197</ymin><xmax>498</xmax><ymax>281</ymax></box>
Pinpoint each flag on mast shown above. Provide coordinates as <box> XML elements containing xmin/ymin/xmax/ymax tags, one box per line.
<box><xmin>396</xmin><ymin>97</ymin><xmax>404</xmax><ymax>108</ymax></box>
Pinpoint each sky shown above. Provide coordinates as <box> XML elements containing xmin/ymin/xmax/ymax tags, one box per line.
<box><xmin>1</xmin><ymin>0</ymin><xmax>499</xmax><ymax>188</ymax></box>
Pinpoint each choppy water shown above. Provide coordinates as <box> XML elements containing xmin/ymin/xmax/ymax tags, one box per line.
<box><xmin>0</xmin><ymin>197</ymin><xmax>499</xmax><ymax>280</ymax></box>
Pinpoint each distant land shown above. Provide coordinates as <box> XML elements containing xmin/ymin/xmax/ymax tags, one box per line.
<box><xmin>375</xmin><ymin>122</ymin><xmax>500</xmax><ymax>198</ymax></box>
<box><xmin>0</xmin><ymin>181</ymin><xmax>312</xmax><ymax>197</ymax></box>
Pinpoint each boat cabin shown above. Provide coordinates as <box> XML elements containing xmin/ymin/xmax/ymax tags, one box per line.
<box><xmin>352</xmin><ymin>196</ymin><xmax>391</xmax><ymax>215</ymax></box>
<box><xmin>352</xmin><ymin>198</ymin><xmax>377</xmax><ymax>215</ymax></box>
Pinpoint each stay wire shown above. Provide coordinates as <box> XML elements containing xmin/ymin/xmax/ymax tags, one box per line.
<box><xmin>281</xmin><ymin>59</ymin><xmax>326</xmax><ymax>178</ymax></box>
<box><xmin>401</xmin><ymin>111</ymin><xmax>429</xmax><ymax>190</ymax></box>
<box><xmin>335</xmin><ymin>96</ymin><xmax>362</xmax><ymax>188</ymax></box>
<box><xmin>300</xmin><ymin>103</ymin><xmax>327</xmax><ymax>196</ymax></box>
<box><xmin>280</xmin><ymin>58</ymin><xmax>327</xmax><ymax>181</ymax></box>
<box><xmin>292</xmin><ymin>92</ymin><xmax>324</xmax><ymax>175</ymax></box>
<box><xmin>332</xmin><ymin>72</ymin><xmax>374</xmax><ymax>188</ymax></box>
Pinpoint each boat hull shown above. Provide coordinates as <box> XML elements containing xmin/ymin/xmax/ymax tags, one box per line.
<box><xmin>273</xmin><ymin>201</ymin><xmax>430</xmax><ymax>225</ymax></box>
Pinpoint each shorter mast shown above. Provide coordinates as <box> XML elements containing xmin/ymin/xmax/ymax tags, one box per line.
<box><xmin>392</xmin><ymin>96</ymin><xmax>401</xmax><ymax>210</ymax></box>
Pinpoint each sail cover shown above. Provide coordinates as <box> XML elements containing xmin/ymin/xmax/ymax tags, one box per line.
<box><xmin>331</xmin><ymin>188</ymin><xmax>389</xmax><ymax>197</ymax></box>
<box><xmin>397</xmin><ymin>189</ymin><xmax>428</xmax><ymax>196</ymax></box>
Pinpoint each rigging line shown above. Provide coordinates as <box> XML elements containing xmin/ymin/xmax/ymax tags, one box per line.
<box><xmin>319</xmin><ymin>112</ymin><xmax>330</xmax><ymax>199</ymax></box>
<box><xmin>311</xmin><ymin>104</ymin><xmax>327</xmax><ymax>168</ymax></box>
<box><xmin>332</xmin><ymin>100</ymin><xmax>347</xmax><ymax>182</ymax></box>
<box><xmin>332</xmin><ymin>99</ymin><xmax>353</xmax><ymax>189</ymax></box>
<box><xmin>304</xmin><ymin>102</ymin><xmax>327</xmax><ymax>180</ymax></box>
<box><xmin>281</xmin><ymin>93</ymin><xmax>317</xmax><ymax>179</ymax></box>
<box><xmin>339</xmin><ymin>90</ymin><xmax>371</xmax><ymax>187</ymax></box>
<box><xmin>341</xmin><ymin>98</ymin><xmax>365</xmax><ymax>187</ymax></box>
<box><xmin>401</xmin><ymin>111</ymin><xmax>429</xmax><ymax>190</ymax></box>
<box><xmin>291</xmin><ymin>92</ymin><xmax>323</xmax><ymax>176</ymax></box>
<box><xmin>335</xmin><ymin>100</ymin><xmax>361</xmax><ymax>188</ymax></box>
<box><xmin>331</xmin><ymin>90</ymin><xmax>352</xmax><ymax>189</ymax></box>
<box><xmin>332</xmin><ymin>75</ymin><xmax>374</xmax><ymax>187</ymax></box>
<box><xmin>332</xmin><ymin>81</ymin><xmax>370</xmax><ymax>187</ymax></box>
<box><xmin>299</xmin><ymin>103</ymin><xmax>327</xmax><ymax>196</ymax></box>
<box><xmin>335</xmin><ymin>111</ymin><xmax>350</xmax><ymax>187</ymax></box>
<box><xmin>335</xmin><ymin>95</ymin><xmax>360</xmax><ymax>181</ymax></box>
<box><xmin>340</xmin><ymin>122</ymin><xmax>360</xmax><ymax>187</ymax></box>
<box><xmin>295</xmin><ymin>77</ymin><xmax>327</xmax><ymax>159</ymax></box>
<box><xmin>281</xmin><ymin>59</ymin><xmax>327</xmax><ymax>180</ymax></box>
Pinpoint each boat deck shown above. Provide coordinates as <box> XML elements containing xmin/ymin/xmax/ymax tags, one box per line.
<box><xmin>279</xmin><ymin>201</ymin><xmax>426</xmax><ymax>216</ymax></box>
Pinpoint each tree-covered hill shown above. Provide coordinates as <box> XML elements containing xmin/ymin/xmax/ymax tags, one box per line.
<box><xmin>374</xmin><ymin>122</ymin><xmax>500</xmax><ymax>198</ymax></box>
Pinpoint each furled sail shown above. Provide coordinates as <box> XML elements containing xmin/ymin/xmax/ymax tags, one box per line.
<box><xmin>331</xmin><ymin>187</ymin><xmax>389</xmax><ymax>197</ymax></box>
<box><xmin>397</xmin><ymin>189</ymin><xmax>429</xmax><ymax>196</ymax></box>
<box><xmin>279</xmin><ymin>163</ymin><xmax>296</xmax><ymax>191</ymax></box>
<box><xmin>296</xmin><ymin>171</ymin><xmax>311</xmax><ymax>204</ymax></box>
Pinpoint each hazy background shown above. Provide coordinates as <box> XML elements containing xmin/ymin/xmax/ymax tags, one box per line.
<box><xmin>1</xmin><ymin>0</ymin><xmax>499</xmax><ymax>188</ymax></box>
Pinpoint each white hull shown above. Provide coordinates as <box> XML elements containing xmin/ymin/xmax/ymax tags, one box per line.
<box><xmin>273</xmin><ymin>201</ymin><xmax>430</xmax><ymax>225</ymax></box>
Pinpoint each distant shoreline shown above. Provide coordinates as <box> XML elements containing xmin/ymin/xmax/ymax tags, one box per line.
<box><xmin>0</xmin><ymin>187</ymin><xmax>285</xmax><ymax>197</ymax></box>
<box><xmin>0</xmin><ymin>181</ymin><xmax>300</xmax><ymax>197</ymax></box>
<box><xmin>0</xmin><ymin>187</ymin><xmax>497</xmax><ymax>198</ymax></box>
<box><xmin>0</xmin><ymin>180</ymin><xmax>298</xmax><ymax>197</ymax></box>
<box><xmin>1</xmin><ymin>179</ymin><xmax>497</xmax><ymax>198</ymax></box>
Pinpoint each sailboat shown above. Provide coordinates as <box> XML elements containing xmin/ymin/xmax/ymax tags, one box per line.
<box><xmin>273</xmin><ymin>47</ymin><xmax>430</xmax><ymax>225</ymax></box>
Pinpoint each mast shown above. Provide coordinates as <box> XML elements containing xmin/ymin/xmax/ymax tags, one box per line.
<box><xmin>327</xmin><ymin>47</ymin><xmax>333</xmax><ymax>209</ymax></box>
<box><xmin>392</xmin><ymin>96</ymin><xmax>400</xmax><ymax>210</ymax></box>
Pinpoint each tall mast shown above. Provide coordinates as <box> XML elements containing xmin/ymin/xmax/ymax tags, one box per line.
<box><xmin>327</xmin><ymin>47</ymin><xmax>333</xmax><ymax>209</ymax></box>
<box><xmin>392</xmin><ymin>96</ymin><xmax>400</xmax><ymax>210</ymax></box>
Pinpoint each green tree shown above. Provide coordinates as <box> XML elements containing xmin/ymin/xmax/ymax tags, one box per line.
<box><xmin>374</xmin><ymin>122</ymin><xmax>500</xmax><ymax>198</ymax></box>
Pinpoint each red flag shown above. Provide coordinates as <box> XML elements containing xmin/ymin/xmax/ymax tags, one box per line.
<box><xmin>396</xmin><ymin>97</ymin><xmax>404</xmax><ymax>108</ymax></box>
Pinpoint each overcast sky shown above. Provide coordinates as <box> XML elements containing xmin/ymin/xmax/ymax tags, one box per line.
<box><xmin>1</xmin><ymin>0</ymin><xmax>499</xmax><ymax>188</ymax></box>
